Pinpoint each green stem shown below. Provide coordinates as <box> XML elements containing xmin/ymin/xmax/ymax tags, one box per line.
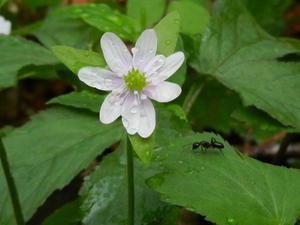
<box><xmin>126</xmin><ymin>136</ymin><xmax>135</xmax><ymax>225</ymax></box>
<box><xmin>182</xmin><ymin>82</ymin><xmax>204</xmax><ymax>116</ymax></box>
<box><xmin>0</xmin><ymin>139</ymin><xmax>24</xmax><ymax>225</ymax></box>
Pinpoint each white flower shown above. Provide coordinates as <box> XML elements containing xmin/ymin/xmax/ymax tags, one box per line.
<box><xmin>0</xmin><ymin>16</ymin><xmax>11</xmax><ymax>35</ymax></box>
<box><xmin>78</xmin><ymin>29</ymin><xmax>184</xmax><ymax>138</ymax></box>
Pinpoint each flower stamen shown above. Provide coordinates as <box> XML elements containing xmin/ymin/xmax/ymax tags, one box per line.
<box><xmin>124</xmin><ymin>69</ymin><xmax>147</xmax><ymax>91</ymax></box>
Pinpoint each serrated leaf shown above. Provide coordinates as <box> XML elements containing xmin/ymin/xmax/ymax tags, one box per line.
<box><xmin>47</xmin><ymin>91</ymin><xmax>104</xmax><ymax>113</ymax></box>
<box><xmin>154</xmin><ymin>12</ymin><xmax>180</xmax><ymax>56</ymax></box>
<box><xmin>126</xmin><ymin>0</ymin><xmax>166</xmax><ymax>31</ymax></box>
<box><xmin>0</xmin><ymin>36</ymin><xmax>57</xmax><ymax>89</ymax></box>
<box><xmin>80</xmin><ymin>138</ymin><xmax>173</xmax><ymax>225</ymax></box>
<box><xmin>198</xmin><ymin>0</ymin><xmax>300</xmax><ymax>130</ymax></box>
<box><xmin>148</xmin><ymin>132</ymin><xmax>300</xmax><ymax>225</ymax></box>
<box><xmin>52</xmin><ymin>46</ymin><xmax>105</xmax><ymax>74</ymax></box>
<box><xmin>168</xmin><ymin>0</ymin><xmax>210</xmax><ymax>35</ymax></box>
<box><xmin>0</xmin><ymin>107</ymin><xmax>123</xmax><ymax>225</ymax></box>
<box><xmin>54</xmin><ymin>3</ymin><xmax>137</xmax><ymax>41</ymax></box>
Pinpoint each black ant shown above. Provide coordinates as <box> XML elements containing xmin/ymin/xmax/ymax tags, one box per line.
<box><xmin>192</xmin><ymin>137</ymin><xmax>224</xmax><ymax>154</ymax></box>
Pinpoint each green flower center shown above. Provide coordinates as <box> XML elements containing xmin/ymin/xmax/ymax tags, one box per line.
<box><xmin>124</xmin><ymin>69</ymin><xmax>147</xmax><ymax>91</ymax></box>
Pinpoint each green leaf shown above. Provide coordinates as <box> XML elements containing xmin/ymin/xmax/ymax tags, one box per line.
<box><xmin>168</xmin><ymin>0</ymin><xmax>210</xmax><ymax>35</ymax></box>
<box><xmin>54</xmin><ymin>3</ymin><xmax>137</xmax><ymax>41</ymax></box>
<box><xmin>242</xmin><ymin>0</ymin><xmax>293</xmax><ymax>35</ymax></box>
<box><xmin>167</xmin><ymin>36</ymin><xmax>186</xmax><ymax>86</ymax></box>
<box><xmin>231</xmin><ymin>106</ymin><xmax>295</xmax><ymax>141</ymax></box>
<box><xmin>198</xmin><ymin>0</ymin><xmax>300</xmax><ymax>130</ymax></box>
<box><xmin>148</xmin><ymin>132</ymin><xmax>300</xmax><ymax>225</ymax></box>
<box><xmin>47</xmin><ymin>91</ymin><xmax>104</xmax><ymax>113</ymax></box>
<box><xmin>0</xmin><ymin>36</ymin><xmax>57</xmax><ymax>89</ymax></box>
<box><xmin>80</xmin><ymin>138</ymin><xmax>174</xmax><ymax>225</ymax></box>
<box><xmin>52</xmin><ymin>46</ymin><xmax>105</xmax><ymax>74</ymax></box>
<box><xmin>18</xmin><ymin>65</ymin><xmax>59</xmax><ymax>81</ymax></box>
<box><xmin>154</xmin><ymin>12</ymin><xmax>180</xmax><ymax>56</ymax></box>
<box><xmin>0</xmin><ymin>107</ymin><xmax>123</xmax><ymax>225</ymax></box>
<box><xmin>32</xmin><ymin>15</ymin><xmax>99</xmax><ymax>49</ymax></box>
<box><xmin>126</xmin><ymin>0</ymin><xmax>166</xmax><ymax>31</ymax></box>
<box><xmin>42</xmin><ymin>199</ymin><xmax>83</xmax><ymax>225</ymax></box>
<box><xmin>166</xmin><ymin>104</ymin><xmax>187</xmax><ymax>122</ymax></box>
<box><xmin>129</xmin><ymin>134</ymin><xmax>155</xmax><ymax>164</ymax></box>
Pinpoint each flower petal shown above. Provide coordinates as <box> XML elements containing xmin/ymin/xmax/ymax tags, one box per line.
<box><xmin>133</xmin><ymin>29</ymin><xmax>157</xmax><ymax>71</ymax></box>
<box><xmin>101</xmin><ymin>32</ymin><xmax>133</xmax><ymax>76</ymax></box>
<box><xmin>138</xmin><ymin>98</ymin><xmax>155</xmax><ymax>138</ymax></box>
<box><xmin>144</xmin><ymin>81</ymin><xmax>182</xmax><ymax>103</ymax></box>
<box><xmin>121</xmin><ymin>93</ymin><xmax>140</xmax><ymax>135</ymax></box>
<box><xmin>144</xmin><ymin>55</ymin><xmax>166</xmax><ymax>77</ymax></box>
<box><xmin>78</xmin><ymin>67</ymin><xmax>123</xmax><ymax>91</ymax></box>
<box><xmin>100</xmin><ymin>91</ymin><xmax>126</xmax><ymax>124</ymax></box>
<box><xmin>149</xmin><ymin>52</ymin><xmax>184</xmax><ymax>84</ymax></box>
<box><xmin>0</xmin><ymin>16</ymin><xmax>11</xmax><ymax>35</ymax></box>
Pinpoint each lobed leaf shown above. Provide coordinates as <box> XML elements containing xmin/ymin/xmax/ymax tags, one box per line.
<box><xmin>149</xmin><ymin>132</ymin><xmax>300</xmax><ymax>225</ymax></box>
<box><xmin>198</xmin><ymin>0</ymin><xmax>300</xmax><ymax>130</ymax></box>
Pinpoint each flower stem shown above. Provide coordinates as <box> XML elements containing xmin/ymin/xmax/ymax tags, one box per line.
<box><xmin>126</xmin><ymin>136</ymin><xmax>135</xmax><ymax>225</ymax></box>
<box><xmin>0</xmin><ymin>139</ymin><xmax>24</xmax><ymax>225</ymax></box>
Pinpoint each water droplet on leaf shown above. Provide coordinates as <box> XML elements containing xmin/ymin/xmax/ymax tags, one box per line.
<box><xmin>227</xmin><ymin>218</ymin><xmax>238</xmax><ymax>225</ymax></box>
<box><xmin>165</xmin><ymin>40</ymin><xmax>171</xmax><ymax>45</ymax></box>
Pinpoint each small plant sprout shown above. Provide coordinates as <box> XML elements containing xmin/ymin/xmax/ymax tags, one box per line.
<box><xmin>0</xmin><ymin>15</ymin><xmax>11</xmax><ymax>35</ymax></box>
<box><xmin>78</xmin><ymin>29</ymin><xmax>184</xmax><ymax>138</ymax></box>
